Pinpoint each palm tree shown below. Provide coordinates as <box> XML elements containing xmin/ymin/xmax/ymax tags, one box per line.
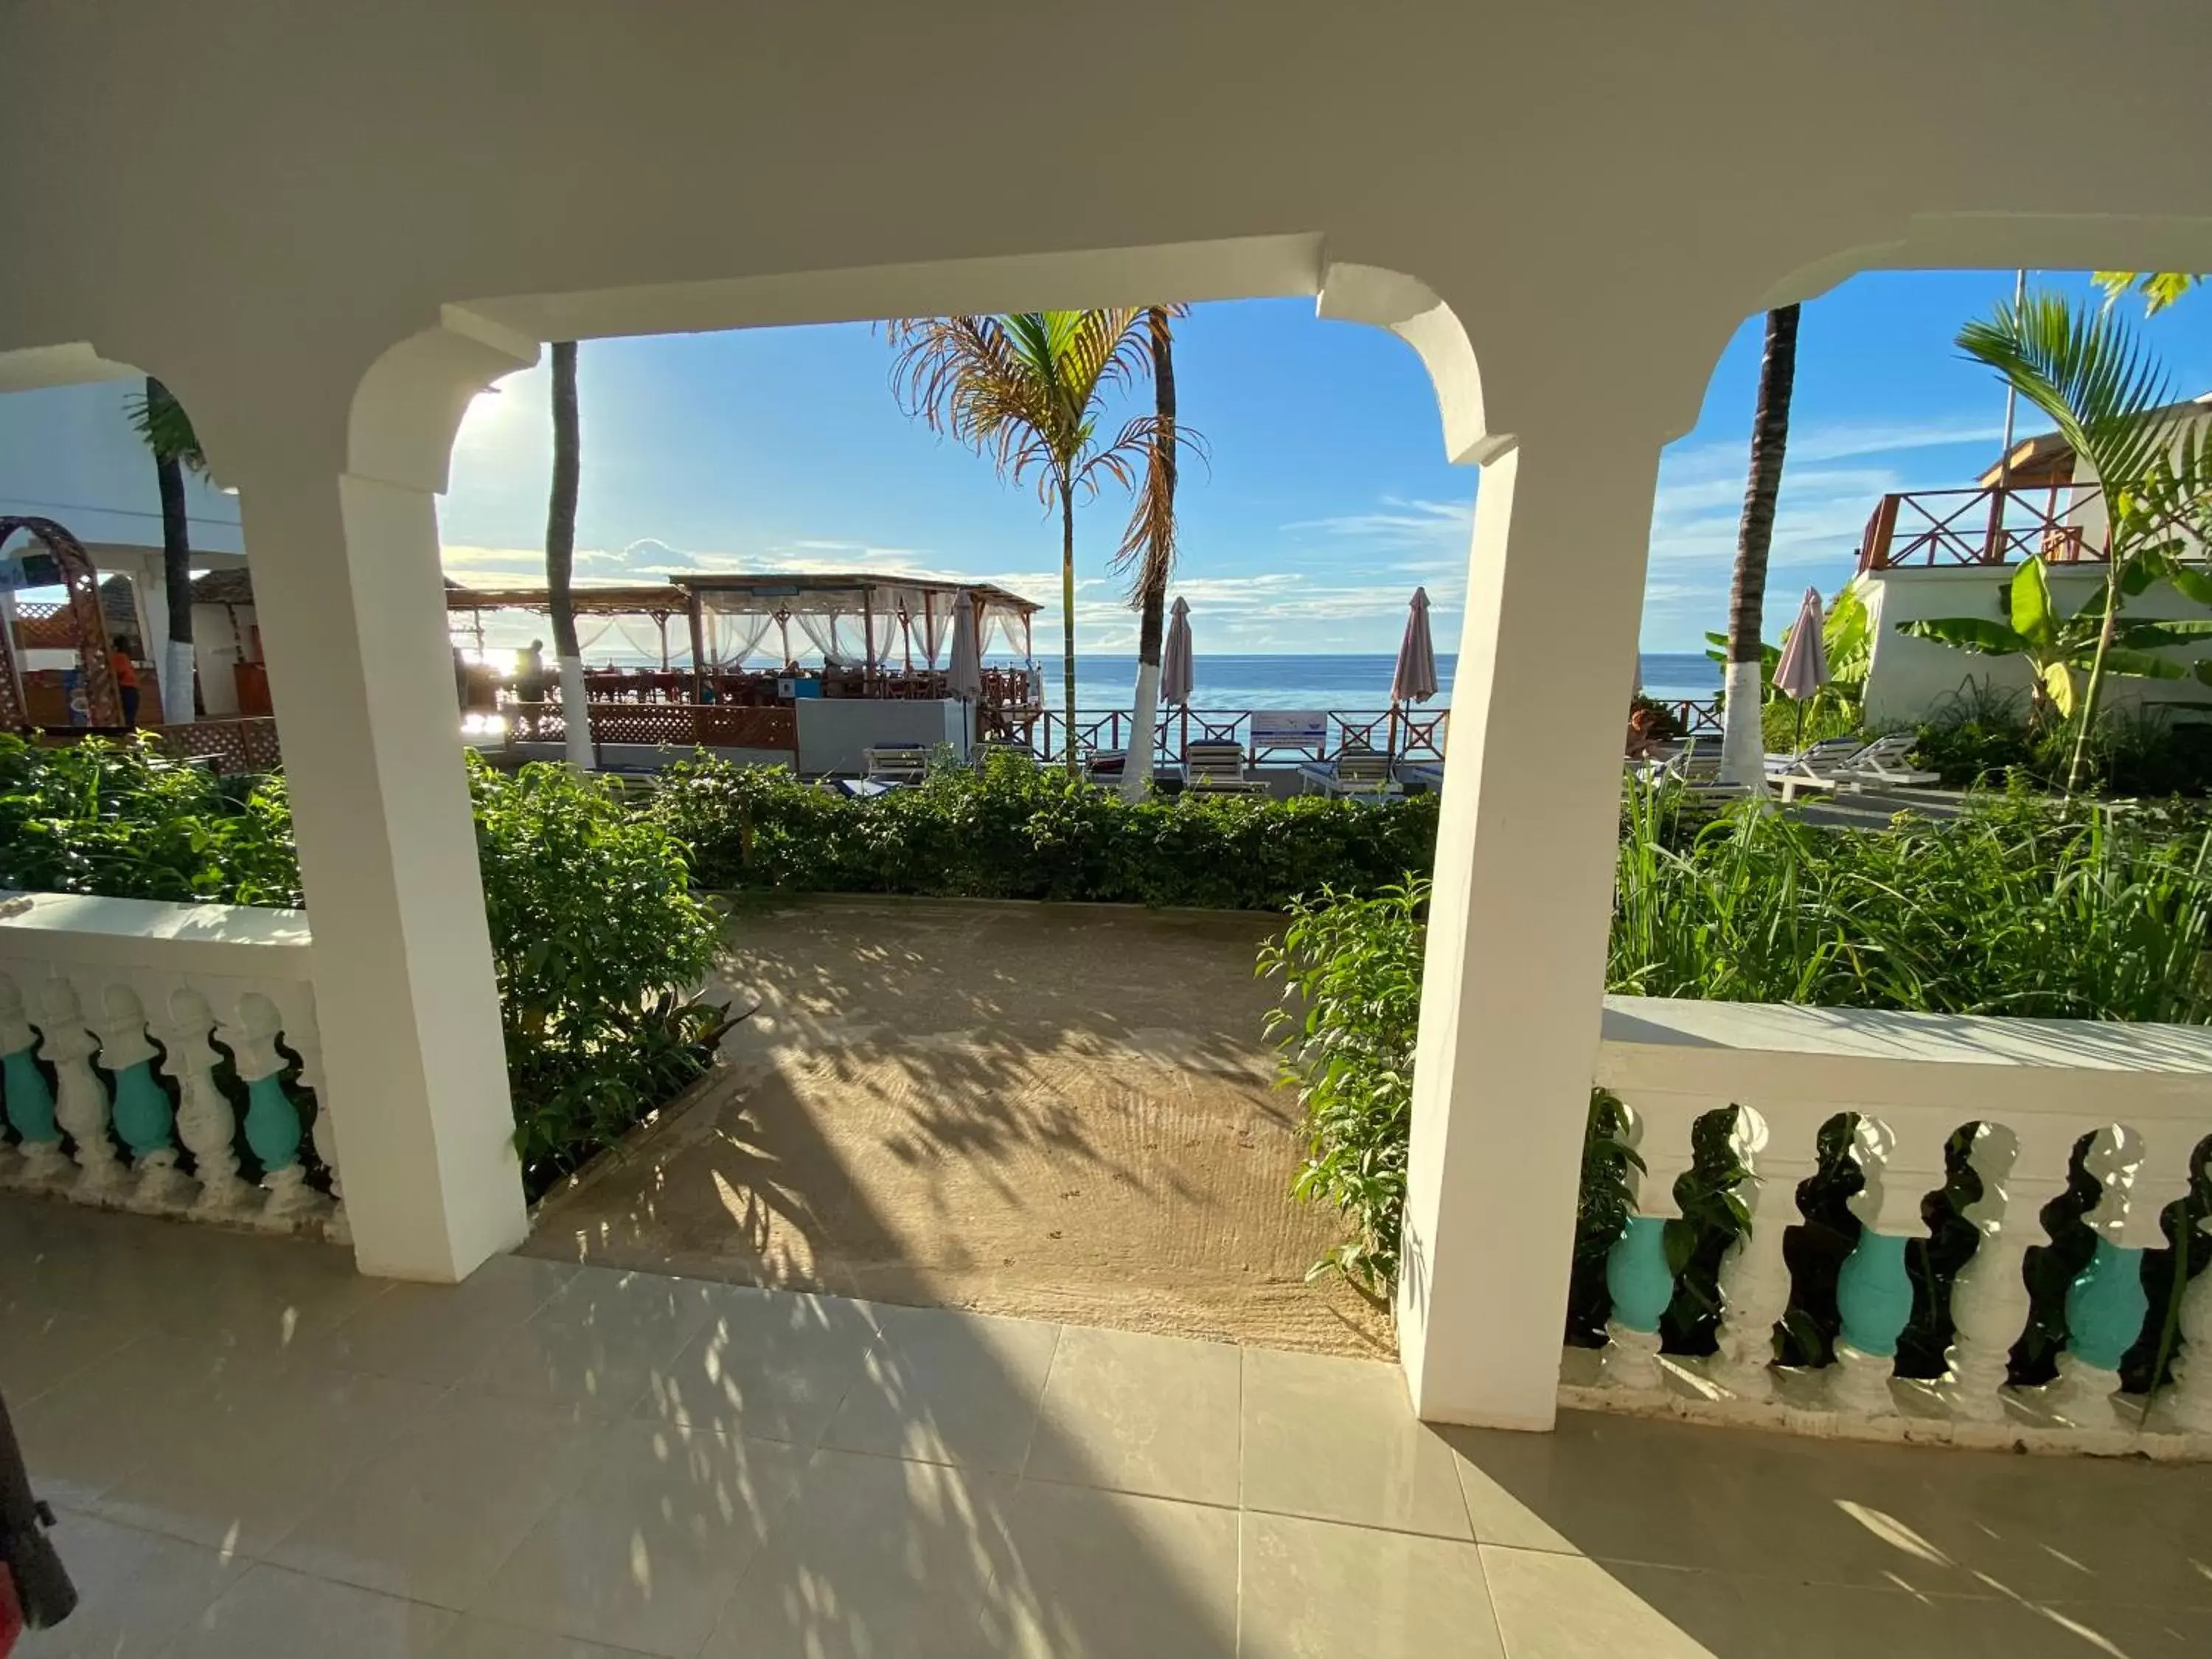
<box><xmin>1957</xmin><ymin>292</ymin><xmax>2202</xmax><ymax>791</ymax></box>
<box><xmin>1113</xmin><ymin>305</ymin><xmax>1206</xmax><ymax>799</ymax></box>
<box><xmin>545</xmin><ymin>340</ymin><xmax>592</xmax><ymax>771</ymax></box>
<box><xmin>2093</xmin><ymin>271</ymin><xmax>2201</xmax><ymax>316</ymax></box>
<box><xmin>888</xmin><ymin>311</ymin><xmax>1157</xmax><ymax>772</ymax></box>
<box><xmin>1718</xmin><ymin>305</ymin><xmax>1801</xmax><ymax>787</ymax></box>
<box><xmin>125</xmin><ymin>377</ymin><xmax>207</xmax><ymax>725</ymax></box>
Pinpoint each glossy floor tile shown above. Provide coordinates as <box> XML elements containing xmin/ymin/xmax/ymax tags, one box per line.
<box><xmin>6</xmin><ymin>1194</ymin><xmax>2210</xmax><ymax>1659</ymax></box>
<box><xmin>821</xmin><ymin>1303</ymin><xmax>1060</xmax><ymax>1472</ymax></box>
<box><xmin>1239</xmin><ymin>1346</ymin><xmax>1470</xmax><ymax>1538</ymax></box>
<box><xmin>1021</xmin><ymin>1324</ymin><xmax>1242</xmax><ymax>1505</ymax></box>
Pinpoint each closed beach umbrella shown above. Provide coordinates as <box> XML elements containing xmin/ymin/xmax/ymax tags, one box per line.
<box><xmin>1774</xmin><ymin>587</ymin><xmax>1829</xmax><ymax>703</ymax></box>
<box><xmin>1391</xmin><ymin>587</ymin><xmax>1438</xmax><ymax>703</ymax></box>
<box><xmin>1161</xmin><ymin>597</ymin><xmax>1194</xmax><ymax>707</ymax></box>
<box><xmin>1773</xmin><ymin>586</ymin><xmax>1829</xmax><ymax>747</ymax></box>
<box><xmin>947</xmin><ymin>591</ymin><xmax>983</xmax><ymax>703</ymax></box>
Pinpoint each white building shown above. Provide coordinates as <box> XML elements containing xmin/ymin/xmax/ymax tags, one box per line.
<box><xmin>1857</xmin><ymin>402</ymin><xmax>2212</xmax><ymax>728</ymax></box>
<box><xmin>0</xmin><ymin>378</ymin><xmax>248</xmax><ymax>718</ymax></box>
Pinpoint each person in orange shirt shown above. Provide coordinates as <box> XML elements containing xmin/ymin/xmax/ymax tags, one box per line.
<box><xmin>108</xmin><ymin>637</ymin><xmax>141</xmax><ymax>728</ymax></box>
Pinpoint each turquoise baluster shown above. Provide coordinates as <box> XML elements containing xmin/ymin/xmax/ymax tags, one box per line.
<box><xmin>2065</xmin><ymin>1239</ymin><xmax>2149</xmax><ymax>1376</ymax></box>
<box><xmin>1606</xmin><ymin>1217</ymin><xmax>1676</xmax><ymax>1332</ymax></box>
<box><xmin>2056</xmin><ymin>1125</ymin><xmax>2149</xmax><ymax>1419</ymax></box>
<box><xmin>98</xmin><ymin>983</ymin><xmax>190</xmax><ymax>1210</ymax></box>
<box><xmin>1600</xmin><ymin>1102</ymin><xmax>1690</xmax><ymax>1390</ymax></box>
<box><xmin>227</xmin><ymin>992</ymin><xmax>316</xmax><ymax>1224</ymax></box>
<box><xmin>1836</xmin><ymin>1233</ymin><xmax>1914</xmax><ymax>1357</ymax></box>
<box><xmin>0</xmin><ymin>973</ymin><xmax>69</xmax><ymax>1186</ymax></box>
<box><xmin>1829</xmin><ymin>1115</ymin><xmax>1918</xmax><ymax>1415</ymax></box>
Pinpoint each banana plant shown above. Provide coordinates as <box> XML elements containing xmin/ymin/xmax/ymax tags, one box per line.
<box><xmin>1951</xmin><ymin>293</ymin><xmax>2212</xmax><ymax>790</ymax></box>
<box><xmin>1900</xmin><ymin>552</ymin><xmax>2212</xmax><ymax>723</ymax></box>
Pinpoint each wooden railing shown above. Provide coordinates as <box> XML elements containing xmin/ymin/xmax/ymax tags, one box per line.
<box><xmin>1643</xmin><ymin>697</ymin><xmax>1722</xmax><ymax>738</ymax></box>
<box><xmin>29</xmin><ymin>717</ymin><xmax>282</xmax><ymax>776</ymax></box>
<box><xmin>1859</xmin><ymin>484</ymin><xmax>2107</xmax><ymax>571</ymax></box>
<box><xmin>1029</xmin><ymin>707</ymin><xmax>1450</xmax><ymax>766</ymax></box>
<box><xmin>507</xmin><ymin>700</ymin><xmax>797</xmax><ymax>751</ymax></box>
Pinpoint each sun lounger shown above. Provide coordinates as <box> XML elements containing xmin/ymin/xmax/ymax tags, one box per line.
<box><xmin>1771</xmin><ymin>734</ymin><xmax>1939</xmax><ymax>802</ymax></box>
<box><xmin>863</xmin><ymin>743</ymin><xmax>929</xmax><ymax>787</ymax></box>
<box><xmin>1396</xmin><ymin>760</ymin><xmax>1444</xmax><ymax>794</ymax></box>
<box><xmin>1183</xmin><ymin>740</ymin><xmax>1269</xmax><ymax>795</ymax></box>
<box><xmin>1297</xmin><ymin>744</ymin><xmax>1399</xmax><ymax>798</ymax></box>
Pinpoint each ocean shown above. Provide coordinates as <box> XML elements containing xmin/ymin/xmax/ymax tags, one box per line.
<box><xmin>995</xmin><ymin>653</ymin><xmax>1722</xmax><ymax>713</ymax></box>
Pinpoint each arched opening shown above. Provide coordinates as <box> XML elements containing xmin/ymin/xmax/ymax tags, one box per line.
<box><xmin>0</xmin><ymin>515</ymin><xmax>125</xmax><ymax>727</ymax></box>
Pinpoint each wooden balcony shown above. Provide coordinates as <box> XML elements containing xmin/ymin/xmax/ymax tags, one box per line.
<box><xmin>1857</xmin><ymin>484</ymin><xmax>2107</xmax><ymax>573</ymax></box>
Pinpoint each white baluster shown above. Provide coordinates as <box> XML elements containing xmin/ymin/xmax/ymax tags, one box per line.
<box><xmin>1711</xmin><ymin>1105</ymin><xmax>1809</xmax><ymax>1399</ymax></box>
<box><xmin>41</xmin><ymin>977</ymin><xmax>126</xmax><ymax>1200</ymax></box>
<box><xmin>222</xmin><ymin>990</ymin><xmax>322</xmax><ymax>1227</ymax></box>
<box><xmin>96</xmin><ymin>981</ymin><xmax>194</xmax><ymax>1212</ymax></box>
<box><xmin>1828</xmin><ymin>1115</ymin><xmax>1919</xmax><ymax>1416</ymax></box>
<box><xmin>2114</xmin><ymin>1124</ymin><xmax>2196</xmax><ymax>1433</ymax></box>
<box><xmin>0</xmin><ymin>972</ymin><xmax>70</xmax><ymax>1188</ymax></box>
<box><xmin>164</xmin><ymin>987</ymin><xmax>252</xmax><ymax>1217</ymax></box>
<box><xmin>2168</xmin><ymin>1181</ymin><xmax>2212</xmax><ymax>1435</ymax></box>
<box><xmin>1945</xmin><ymin>1122</ymin><xmax>2034</xmax><ymax>1420</ymax></box>
<box><xmin>275</xmin><ymin>982</ymin><xmax>348</xmax><ymax>1245</ymax></box>
<box><xmin>1600</xmin><ymin>1099</ymin><xmax>1693</xmax><ymax>1391</ymax></box>
<box><xmin>2051</xmin><ymin>1125</ymin><xmax>2144</xmax><ymax>1424</ymax></box>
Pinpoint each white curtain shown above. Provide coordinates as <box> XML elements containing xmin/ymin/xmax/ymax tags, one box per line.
<box><xmin>917</xmin><ymin>593</ymin><xmax>948</xmax><ymax>667</ymax></box>
<box><xmin>792</xmin><ymin>612</ymin><xmax>850</xmax><ymax>665</ymax></box>
<box><xmin>608</xmin><ymin>616</ymin><xmax>665</xmax><ymax>664</ymax></box>
<box><xmin>709</xmin><ymin>612</ymin><xmax>776</xmax><ymax>667</ymax></box>
<box><xmin>574</xmin><ymin>619</ymin><xmax>617</xmax><ymax>655</ymax></box>
<box><xmin>869</xmin><ymin>607</ymin><xmax>901</xmax><ymax>667</ymax></box>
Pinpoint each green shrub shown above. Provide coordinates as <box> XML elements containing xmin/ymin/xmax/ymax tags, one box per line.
<box><xmin>0</xmin><ymin>733</ymin><xmax>301</xmax><ymax>904</ymax></box>
<box><xmin>1257</xmin><ymin>882</ymin><xmax>1425</xmax><ymax>1293</ymax></box>
<box><xmin>0</xmin><ymin>737</ymin><xmax>723</xmax><ymax>1196</ymax></box>
<box><xmin>468</xmin><ymin>757</ymin><xmax>726</xmax><ymax>1193</ymax></box>
<box><xmin>1913</xmin><ymin>689</ymin><xmax>2212</xmax><ymax>796</ymax></box>
<box><xmin>652</xmin><ymin>752</ymin><xmax>1439</xmax><ymax>911</ymax></box>
<box><xmin>1759</xmin><ymin>696</ymin><xmax>1860</xmax><ymax>754</ymax></box>
<box><xmin>1273</xmin><ymin>782</ymin><xmax>2212</xmax><ymax>1294</ymax></box>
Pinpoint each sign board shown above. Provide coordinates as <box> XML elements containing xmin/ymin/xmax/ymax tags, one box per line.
<box><xmin>1249</xmin><ymin>709</ymin><xmax>1330</xmax><ymax>754</ymax></box>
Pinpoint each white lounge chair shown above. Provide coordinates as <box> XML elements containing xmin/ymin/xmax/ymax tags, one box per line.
<box><xmin>1396</xmin><ymin>759</ymin><xmax>1444</xmax><ymax>793</ymax></box>
<box><xmin>1183</xmin><ymin>740</ymin><xmax>1269</xmax><ymax>795</ymax></box>
<box><xmin>1298</xmin><ymin>744</ymin><xmax>1398</xmax><ymax>798</ymax></box>
<box><xmin>1772</xmin><ymin>733</ymin><xmax>1939</xmax><ymax>802</ymax></box>
<box><xmin>863</xmin><ymin>743</ymin><xmax>929</xmax><ymax>787</ymax></box>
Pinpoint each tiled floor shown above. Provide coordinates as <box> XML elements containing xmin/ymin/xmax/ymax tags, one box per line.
<box><xmin>2</xmin><ymin>1197</ymin><xmax>2207</xmax><ymax>1658</ymax></box>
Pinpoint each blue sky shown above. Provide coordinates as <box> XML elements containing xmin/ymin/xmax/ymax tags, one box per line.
<box><xmin>439</xmin><ymin>271</ymin><xmax>2212</xmax><ymax>655</ymax></box>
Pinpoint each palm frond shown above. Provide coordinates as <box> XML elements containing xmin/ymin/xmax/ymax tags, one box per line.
<box><xmin>125</xmin><ymin>378</ymin><xmax>209</xmax><ymax>473</ymax></box>
<box><xmin>1958</xmin><ymin>295</ymin><xmax>2178</xmax><ymax>513</ymax></box>
<box><xmin>2093</xmin><ymin>271</ymin><xmax>2202</xmax><ymax>316</ymax></box>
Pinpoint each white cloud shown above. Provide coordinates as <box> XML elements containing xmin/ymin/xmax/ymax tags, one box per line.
<box><xmin>1281</xmin><ymin>495</ymin><xmax>1473</xmax><ymax>546</ymax></box>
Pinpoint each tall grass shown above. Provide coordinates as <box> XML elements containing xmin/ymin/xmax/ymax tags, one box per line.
<box><xmin>1611</xmin><ymin>780</ymin><xmax>2212</xmax><ymax>1022</ymax></box>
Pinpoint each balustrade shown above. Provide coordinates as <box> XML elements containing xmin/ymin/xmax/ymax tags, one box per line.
<box><xmin>1574</xmin><ymin>996</ymin><xmax>2212</xmax><ymax>1455</ymax></box>
<box><xmin>0</xmin><ymin>892</ymin><xmax>340</xmax><ymax>1240</ymax></box>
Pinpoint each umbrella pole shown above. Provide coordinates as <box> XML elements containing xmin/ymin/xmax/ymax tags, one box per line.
<box><xmin>1794</xmin><ymin>700</ymin><xmax>1805</xmax><ymax>749</ymax></box>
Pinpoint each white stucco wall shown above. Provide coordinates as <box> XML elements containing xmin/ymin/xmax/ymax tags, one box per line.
<box><xmin>0</xmin><ymin>380</ymin><xmax>243</xmax><ymax>554</ymax></box>
<box><xmin>1860</xmin><ymin>566</ymin><xmax>2212</xmax><ymax>728</ymax></box>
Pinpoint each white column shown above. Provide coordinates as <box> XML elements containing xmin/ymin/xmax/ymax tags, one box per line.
<box><xmin>207</xmin><ymin>316</ymin><xmax>537</xmax><ymax>1281</ymax></box>
<box><xmin>1397</xmin><ymin>424</ymin><xmax>1664</xmax><ymax>1429</ymax></box>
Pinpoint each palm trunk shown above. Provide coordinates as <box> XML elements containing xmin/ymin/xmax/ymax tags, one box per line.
<box><xmin>1719</xmin><ymin>305</ymin><xmax>1800</xmax><ymax>788</ymax></box>
<box><xmin>1060</xmin><ymin>479</ymin><xmax>1079</xmax><ymax>776</ymax></box>
<box><xmin>1123</xmin><ymin>307</ymin><xmax>1176</xmax><ymax>801</ymax></box>
<box><xmin>148</xmin><ymin>377</ymin><xmax>197</xmax><ymax>726</ymax></box>
<box><xmin>546</xmin><ymin>341</ymin><xmax>591</xmax><ymax>771</ymax></box>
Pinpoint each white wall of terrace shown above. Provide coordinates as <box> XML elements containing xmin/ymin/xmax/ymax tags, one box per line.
<box><xmin>4</xmin><ymin>0</ymin><xmax>2212</xmax><ymax>1430</ymax></box>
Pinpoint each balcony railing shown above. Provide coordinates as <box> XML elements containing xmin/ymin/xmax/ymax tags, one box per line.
<box><xmin>1028</xmin><ymin>706</ymin><xmax>1450</xmax><ymax>767</ymax></box>
<box><xmin>1576</xmin><ymin>996</ymin><xmax>2212</xmax><ymax>1452</ymax></box>
<box><xmin>1860</xmin><ymin>484</ymin><xmax>2109</xmax><ymax>571</ymax></box>
<box><xmin>0</xmin><ymin>891</ymin><xmax>344</xmax><ymax>1240</ymax></box>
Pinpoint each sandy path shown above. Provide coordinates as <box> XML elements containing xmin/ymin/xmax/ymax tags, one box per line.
<box><xmin>524</xmin><ymin>895</ymin><xmax>1394</xmax><ymax>1359</ymax></box>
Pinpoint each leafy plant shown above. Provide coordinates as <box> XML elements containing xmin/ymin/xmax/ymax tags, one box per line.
<box><xmin>0</xmin><ymin>737</ymin><xmax>725</xmax><ymax>1197</ymax></box>
<box><xmin>1257</xmin><ymin>880</ymin><xmax>1426</xmax><ymax>1293</ymax></box>
<box><xmin>468</xmin><ymin>757</ymin><xmax>726</xmax><ymax>1192</ymax></box>
<box><xmin>1899</xmin><ymin>553</ymin><xmax>2212</xmax><ymax>726</ymax></box>
<box><xmin>651</xmin><ymin>752</ymin><xmax>1440</xmax><ymax>911</ymax></box>
<box><xmin>1951</xmin><ymin>293</ymin><xmax>2212</xmax><ymax>789</ymax></box>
